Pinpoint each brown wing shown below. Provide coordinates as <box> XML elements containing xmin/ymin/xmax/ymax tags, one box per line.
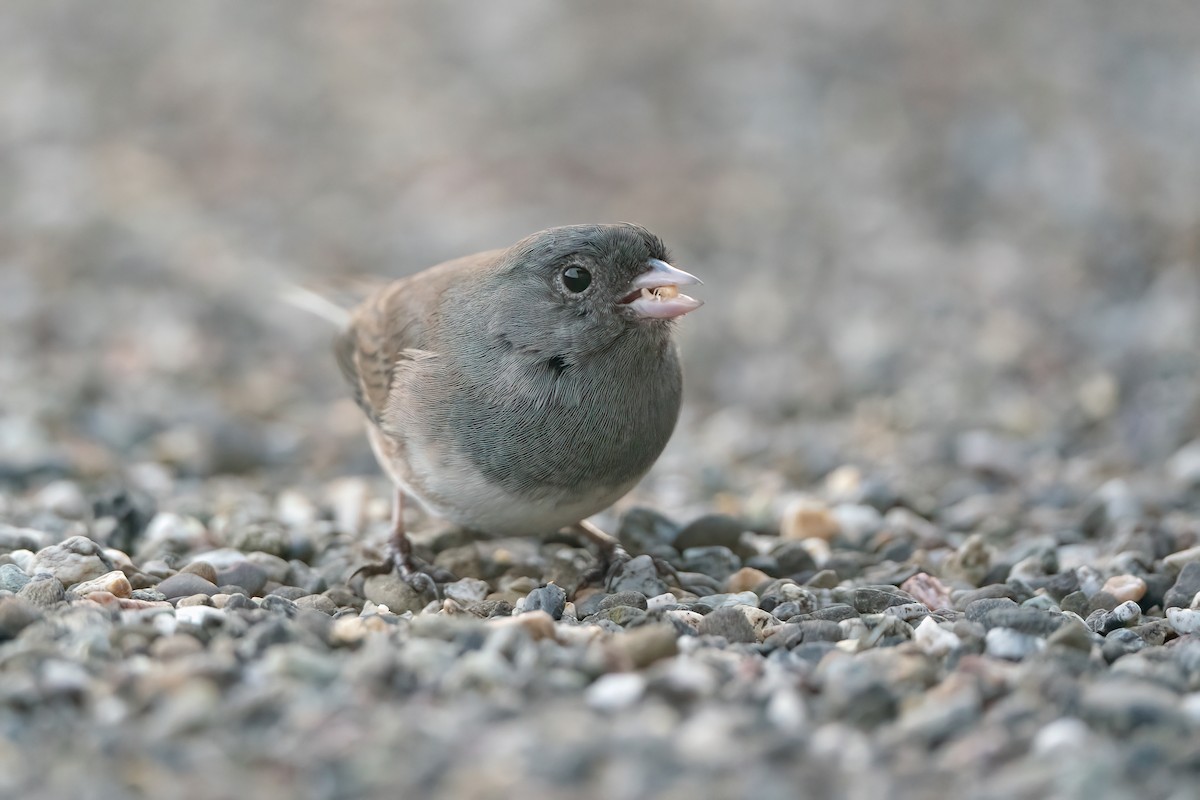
<box><xmin>334</xmin><ymin>249</ymin><xmax>505</xmax><ymax>424</ymax></box>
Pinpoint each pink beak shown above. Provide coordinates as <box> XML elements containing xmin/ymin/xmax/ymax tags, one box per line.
<box><xmin>621</xmin><ymin>259</ymin><xmax>704</xmax><ymax>320</ymax></box>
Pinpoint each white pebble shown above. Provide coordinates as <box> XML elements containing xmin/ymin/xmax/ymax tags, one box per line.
<box><xmin>913</xmin><ymin>616</ymin><xmax>961</xmax><ymax>657</ymax></box>
<box><xmin>586</xmin><ymin>672</ymin><xmax>645</xmax><ymax>711</ymax></box>
<box><xmin>1167</xmin><ymin>607</ymin><xmax>1200</xmax><ymax>635</ymax></box>
<box><xmin>1032</xmin><ymin>718</ymin><xmax>1090</xmax><ymax>755</ymax></box>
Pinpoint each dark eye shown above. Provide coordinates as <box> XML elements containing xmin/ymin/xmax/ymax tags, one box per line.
<box><xmin>562</xmin><ymin>266</ymin><xmax>592</xmax><ymax>293</ymax></box>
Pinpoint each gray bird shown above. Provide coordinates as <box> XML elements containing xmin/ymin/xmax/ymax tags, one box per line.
<box><xmin>334</xmin><ymin>223</ymin><xmax>702</xmax><ymax>580</ymax></box>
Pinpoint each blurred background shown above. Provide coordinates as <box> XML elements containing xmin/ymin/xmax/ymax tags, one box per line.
<box><xmin>2</xmin><ymin>1</ymin><xmax>1199</xmax><ymax>516</ymax></box>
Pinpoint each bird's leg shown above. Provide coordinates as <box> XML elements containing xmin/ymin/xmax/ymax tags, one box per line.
<box><xmin>350</xmin><ymin>489</ymin><xmax>440</xmax><ymax>596</ymax></box>
<box><xmin>574</xmin><ymin>519</ymin><xmax>679</xmax><ymax>589</ymax></box>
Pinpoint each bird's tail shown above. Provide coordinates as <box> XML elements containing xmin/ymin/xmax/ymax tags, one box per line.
<box><xmin>279</xmin><ymin>282</ymin><xmax>353</xmax><ymax>328</ymax></box>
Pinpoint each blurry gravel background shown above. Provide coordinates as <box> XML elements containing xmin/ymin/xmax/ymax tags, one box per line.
<box><xmin>3</xmin><ymin>3</ymin><xmax>1200</xmax><ymax>799</ymax></box>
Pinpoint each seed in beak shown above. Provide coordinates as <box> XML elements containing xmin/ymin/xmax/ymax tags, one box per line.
<box><xmin>641</xmin><ymin>285</ymin><xmax>680</xmax><ymax>301</ymax></box>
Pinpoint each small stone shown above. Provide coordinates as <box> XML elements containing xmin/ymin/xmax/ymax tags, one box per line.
<box><xmin>1163</xmin><ymin>545</ymin><xmax>1200</xmax><ymax>572</ymax></box>
<box><xmin>1088</xmin><ymin>600</ymin><xmax>1142</xmax><ymax>634</ymax></box>
<box><xmin>522</xmin><ymin>583</ymin><xmax>566</xmax><ymax>620</ymax></box>
<box><xmin>831</xmin><ymin>504</ymin><xmax>883</xmax><ymax>546</ymax></box>
<box><xmin>176</xmin><ymin>593</ymin><xmax>213</xmax><ymax>608</ymax></box>
<box><xmin>1165</xmin><ymin>562</ymin><xmax>1200</xmax><ymax>610</ymax></box>
<box><xmin>617</xmin><ymin>507</ymin><xmax>680</xmax><ymax>556</ymax></box>
<box><xmin>901</xmin><ymin>573</ymin><xmax>952</xmax><ymax>610</ymax></box>
<box><xmin>781</xmin><ymin>498</ymin><xmax>839</xmax><ymax>541</ymax></box>
<box><xmin>598</xmin><ymin>591</ymin><xmax>649</xmax><ymax>611</ymax></box>
<box><xmin>70</xmin><ymin>570</ymin><xmax>131</xmax><ymax>598</ymax></box>
<box><xmin>1101</xmin><ymin>574</ymin><xmax>1147</xmax><ymax>604</ymax></box>
<box><xmin>680</xmin><ymin>546</ymin><xmax>741</xmax><ymax>580</ymax></box>
<box><xmin>17</xmin><ymin>577</ymin><xmax>66</xmax><ymax>608</ymax></box>
<box><xmin>0</xmin><ymin>564</ymin><xmax>30</xmax><ymax>593</ymax></box>
<box><xmin>697</xmin><ymin>607</ymin><xmax>757</xmax><ymax>643</ymax></box>
<box><xmin>805</xmin><ymin>569</ymin><xmax>839</xmax><ymax>589</ymax></box>
<box><xmin>261</xmin><ymin>595</ymin><xmax>298</xmax><ymax>617</ymax></box>
<box><xmin>725</xmin><ymin>566</ymin><xmax>771</xmax><ymax>594</ymax></box>
<box><xmin>586</xmin><ymin>672</ymin><xmax>646</xmax><ymax>711</ymax></box>
<box><xmin>442</xmin><ymin>578</ymin><xmax>490</xmax><ymax>606</ymax></box>
<box><xmin>179</xmin><ymin>560</ymin><xmax>218</xmax><ymax>584</ymax></box>
<box><xmin>1167</xmin><ymin>607</ymin><xmax>1200</xmax><ymax>635</ymax></box>
<box><xmin>675</xmin><ymin>514</ymin><xmax>752</xmax><ymax>558</ymax></box>
<box><xmin>362</xmin><ymin>573</ymin><xmax>435</xmax><ymax>615</ymax></box>
<box><xmin>1047</xmin><ymin>619</ymin><xmax>1097</xmax><ymax>652</ymax></box>
<box><xmin>985</xmin><ymin>627</ymin><xmax>1045</xmax><ymax>661</ymax></box>
<box><xmin>912</xmin><ymin>617</ymin><xmax>960</xmax><ymax>657</ymax></box>
<box><xmin>611</xmin><ymin>624</ymin><xmax>678</xmax><ymax>669</ymax></box>
<box><xmin>772</xmin><ymin>541</ymin><xmax>819</xmax><ymax>576</ymax></box>
<box><xmin>35</xmin><ymin>480</ymin><xmax>89</xmax><ymax>519</ymax></box>
<box><xmin>594</xmin><ymin>606</ymin><xmax>647</xmax><ymax>627</ymax></box>
<box><xmin>141</xmin><ymin>513</ymin><xmax>209</xmax><ymax>554</ymax></box>
<box><xmin>853</xmin><ymin>587</ymin><xmax>914</xmax><ymax>614</ymax></box>
<box><xmin>607</xmin><ymin>555</ymin><xmax>668</xmax><ymax>597</ymax></box>
<box><xmin>1102</xmin><ymin>629</ymin><xmax>1145</xmax><ymax>663</ymax></box>
<box><xmin>30</xmin><ymin>536</ymin><xmax>113</xmax><ymax>586</ymax></box>
<box><xmin>489</xmin><ymin>610</ymin><xmax>557</xmax><ymax>641</ymax></box>
<box><xmin>0</xmin><ymin>525</ymin><xmax>50</xmax><ymax>552</ymax></box>
<box><xmin>157</xmin><ymin>573</ymin><xmax>220</xmax><ymax>600</ymax></box>
<box><xmin>294</xmin><ymin>594</ymin><xmax>338</xmax><ymax>615</ymax></box>
<box><xmin>215</xmin><ymin>562</ymin><xmax>269</xmax><ymax>597</ymax></box>
<box><xmin>0</xmin><ymin>597</ymin><xmax>42</xmax><ymax>640</ymax></box>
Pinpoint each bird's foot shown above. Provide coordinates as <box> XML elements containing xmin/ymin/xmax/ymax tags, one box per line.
<box><xmin>572</xmin><ymin>521</ymin><xmax>679</xmax><ymax>591</ymax></box>
<box><xmin>350</xmin><ymin>546</ymin><xmax>452</xmax><ymax>598</ymax></box>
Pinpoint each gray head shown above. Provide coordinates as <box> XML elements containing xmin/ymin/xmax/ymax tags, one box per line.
<box><xmin>483</xmin><ymin>223</ymin><xmax>702</xmax><ymax>360</ymax></box>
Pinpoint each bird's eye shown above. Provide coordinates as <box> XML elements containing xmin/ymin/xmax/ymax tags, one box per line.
<box><xmin>562</xmin><ymin>266</ymin><xmax>592</xmax><ymax>293</ymax></box>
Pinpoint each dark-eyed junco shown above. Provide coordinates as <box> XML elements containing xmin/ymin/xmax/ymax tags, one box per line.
<box><xmin>335</xmin><ymin>223</ymin><xmax>702</xmax><ymax>580</ymax></box>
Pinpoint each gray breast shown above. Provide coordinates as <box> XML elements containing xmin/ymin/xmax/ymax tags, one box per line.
<box><xmin>448</xmin><ymin>336</ymin><xmax>683</xmax><ymax>501</ymax></box>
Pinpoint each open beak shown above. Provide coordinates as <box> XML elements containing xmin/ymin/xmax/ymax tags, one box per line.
<box><xmin>619</xmin><ymin>258</ymin><xmax>704</xmax><ymax>320</ymax></box>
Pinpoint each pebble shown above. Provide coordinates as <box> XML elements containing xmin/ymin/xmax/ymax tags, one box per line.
<box><xmin>0</xmin><ymin>597</ymin><xmax>43</xmax><ymax>639</ymax></box>
<box><xmin>617</xmin><ymin>507</ymin><xmax>680</xmax><ymax>556</ymax></box>
<box><xmin>362</xmin><ymin>574</ymin><xmax>435</xmax><ymax>615</ymax></box>
<box><xmin>1164</xmin><ymin>562</ymin><xmax>1200</xmax><ymax>609</ymax></box>
<box><xmin>674</xmin><ymin>514</ymin><xmax>751</xmax><ymax>557</ymax></box>
<box><xmin>214</xmin><ymin>562</ymin><xmax>269</xmax><ymax>597</ymax></box>
<box><xmin>607</xmin><ymin>555</ymin><xmax>668</xmax><ymax>597</ymax></box>
<box><xmin>698</xmin><ymin>607</ymin><xmax>758</xmax><ymax>643</ymax></box>
<box><xmin>1166</xmin><ymin>607</ymin><xmax>1200</xmax><ymax>635</ymax></box>
<box><xmin>725</xmin><ymin>566</ymin><xmax>771</xmax><ymax>594</ymax></box>
<box><xmin>17</xmin><ymin>577</ymin><xmax>66</xmax><ymax>608</ymax></box>
<box><xmin>900</xmin><ymin>572</ymin><xmax>952</xmax><ymax>610</ymax></box>
<box><xmin>610</xmin><ymin>624</ymin><xmax>678</xmax><ymax>669</ymax></box>
<box><xmin>0</xmin><ymin>564</ymin><xmax>31</xmax><ymax>593</ymax></box>
<box><xmin>521</xmin><ymin>583</ymin><xmax>566</xmax><ymax>620</ymax></box>
<box><xmin>70</xmin><ymin>570</ymin><xmax>132</xmax><ymax>598</ymax></box>
<box><xmin>912</xmin><ymin>617</ymin><xmax>960</xmax><ymax>656</ymax></box>
<box><xmin>680</xmin><ymin>546</ymin><xmax>741</xmax><ymax>580</ymax></box>
<box><xmin>985</xmin><ymin>628</ymin><xmax>1045</xmax><ymax>660</ymax></box>
<box><xmin>157</xmin><ymin>572</ymin><xmax>220</xmax><ymax>600</ymax></box>
<box><xmin>30</xmin><ymin>536</ymin><xmax>114</xmax><ymax>586</ymax></box>
<box><xmin>780</xmin><ymin>498</ymin><xmax>839</xmax><ymax>541</ymax></box>
<box><xmin>586</xmin><ymin>672</ymin><xmax>646</xmax><ymax>711</ymax></box>
<box><xmin>1100</xmin><ymin>574</ymin><xmax>1147</xmax><ymax>604</ymax></box>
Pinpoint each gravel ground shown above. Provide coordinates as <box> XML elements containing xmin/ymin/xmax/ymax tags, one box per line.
<box><xmin>4</xmin><ymin>3</ymin><xmax>1200</xmax><ymax>799</ymax></box>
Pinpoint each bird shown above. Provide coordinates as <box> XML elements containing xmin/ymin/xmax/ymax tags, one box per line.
<box><xmin>333</xmin><ymin>223</ymin><xmax>702</xmax><ymax>584</ymax></box>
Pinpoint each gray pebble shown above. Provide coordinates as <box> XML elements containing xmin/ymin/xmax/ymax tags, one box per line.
<box><xmin>157</xmin><ymin>572</ymin><xmax>220</xmax><ymax>600</ymax></box>
<box><xmin>17</xmin><ymin>577</ymin><xmax>66</xmax><ymax>609</ymax></box>
<box><xmin>607</xmin><ymin>554</ymin><xmax>668</xmax><ymax>597</ymax></box>
<box><xmin>597</xmin><ymin>591</ymin><xmax>648</xmax><ymax>612</ymax></box>
<box><xmin>215</xmin><ymin>562</ymin><xmax>269</xmax><ymax>597</ymax></box>
<box><xmin>362</xmin><ymin>573</ymin><xmax>435</xmax><ymax>614</ymax></box>
<box><xmin>1164</xmin><ymin>562</ymin><xmax>1200</xmax><ymax>609</ymax></box>
<box><xmin>985</xmin><ymin>627</ymin><xmax>1045</xmax><ymax>660</ymax></box>
<box><xmin>0</xmin><ymin>564</ymin><xmax>31</xmax><ymax>594</ymax></box>
<box><xmin>674</xmin><ymin>514</ymin><xmax>752</xmax><ymax>558</ymax></box>
<box><xmin>617</xmin><ymin>507</ymin><xmax>680</xmax><ymax>556</ymax></box>
<box><xmin>680</xmin><ymin>545</ymin><xmax>741</xmax><ymax>580</ymax></box>
<box><xmin>522</xmin><ymin>583</ymin><xmax>567</xmax><ymax>620</ymax></box>
<box><xmin>0</xmin><ymin>597</ymin><xmax>42</xmax><ymax>640</ymax></box>
<box><xmin>697</xmin><ymin>607</ymin><xmax>758</xmax><ymax>643</ymax></box>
